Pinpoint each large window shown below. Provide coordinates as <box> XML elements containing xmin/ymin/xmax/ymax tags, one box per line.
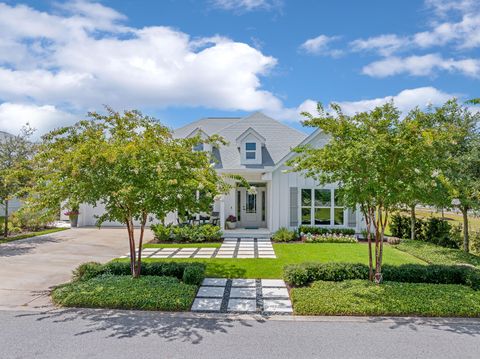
<box><xmin>301</xmin><ymin>188</ymin><xmax>345</xmax><ymax>226</ymax></box>
<box><xmin>245</xmin><ymin>142</ymin><xmax>256</xmax><ymax>160</ymax></box>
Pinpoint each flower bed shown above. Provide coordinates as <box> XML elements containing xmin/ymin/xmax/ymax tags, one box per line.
<box><xmin>303</xmin><ymin>233</ymin><xmax>357</xmax><ymax>243</ymax></box>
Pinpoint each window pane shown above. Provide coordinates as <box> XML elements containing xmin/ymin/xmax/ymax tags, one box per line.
<box><xmin>193</xmin><ymin>143</ymin><xmax>204</xmax><ymax>151</ymax></box>
<box><xmin>246</xmin><ymin>193</ymin><xmax>256</xmax><ymax>213</ymax></box>
<box><xmin>245</xmin><ymin>142</ymin><xmax>256</xmax><ymax>151</ymax></box>
<box><xmin>315</xmin><ymin>189</ymin><xmax>331</xmax><ymax>206</ymax></box>
<box><xmin>301</xmin><ymin>208</ymin><xmax>311</xmax><ymax>225</ymax></box>
<box><xmin>301</xmin><ymin>189</ymin><xmax>311</xmax><ymax>206</ymax></box>
<box><xmin>334</xmin><ymin>189</ymin><xmax>344</xmax><ymax>207</ymax></box>
<box><xmin>314</xmin><ymin>208</ymin><xmax>330</xmax><ymax>225</ymax></box>
<box><xmin>334</xmin><ymin>208</ymin><xmax>344</xmax><ymax>225</ymax></box>
<box><xmin>246</xmin><ymin>151</ymin><xmax>256</xmax><ymax>159</ymax></box>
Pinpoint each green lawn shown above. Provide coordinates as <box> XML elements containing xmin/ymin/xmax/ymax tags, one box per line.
<box><xmin>51</xmin><ymin>275</ymin><xmax>198</xmax><ymax>311</ymax></box>
<box><xmin>0</xmin><ymin>227</ymin><xmax>68</xmax><ymax>244</ymax></box>
<box><xmin>136</xmin><ymin>243</ymin><xmax>425</xmax><ymax>279</ymax></box>
<box><xmin>291</xmin><ymin>279</ymin><xmax>480</xmax><ymax>317</ymax></box>
<box><xmin>144</xmin><ymin>243</ymin><xmax>221</xmax><ymax>248</ymax></box>
<box><xmin>396</xmin><ymin>240</ymin><xmax>480</xmax><ymax>268</ymax></box>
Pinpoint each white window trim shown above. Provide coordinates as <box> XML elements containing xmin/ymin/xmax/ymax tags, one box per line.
<box><xmin>298</xmin><ymin>187</ymin><xmax>348</xmax><ymax>227</ymax></box>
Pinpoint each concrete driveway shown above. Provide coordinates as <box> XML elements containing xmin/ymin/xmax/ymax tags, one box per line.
<box><xmin>0</xmin><ymin>227</ymin><xmax>153</xmax><ymax>311</ymax></box>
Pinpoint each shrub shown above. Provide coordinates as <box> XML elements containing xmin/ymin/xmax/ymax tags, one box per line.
<box><xmin>471</xmin><ymin>231</ymin><xmax>480</xmax><ymax>255</ymax></box>
<box><xmin>10</xmin><ymin>206</ymin><xmax>56</xmax><ymax>231</ymax></box>
<box><xmin>151</xmin><ymin>224</ymin><xmax>222</xmax><ymax>242</ymax></box>
<box><xmin>304</xmin><ymin>233</ymin><xmax>357</xmax><ymax>243</ymax></box>
<box><xmin>390</xmin><ymin>213</ymin><xmax>459</xmax><ymax>249</ymax></box>
<box><xmin>272</xmin><ymin>227</ymin><xmax>296</xmax><ymax>242</ymax></box>
<box><xmin>72</xmin><ymin>261</ymin><xmax>206</xmax><ymax>283</ymax></box>
<box><xmin>283</xmin><ymin>262</ymin><xmax>480</xmax><ymax>290</ymax></box>
<box><xmin>387</xmin><ymin>236</ymin><xmax>401</xmax><ymax>245</ymax></box>
<box><xmin>72</xmin><ymin>262</ymin><xmax>104</xmax><ymax>281</ymax></box>
<box><xmin>52</xmin><ymin>275</ymin><xmax>198</xmax><ymax>311</ymax></box>
<box><xmin>299</xmin><ymin>226</ymin><xmax>355</xmax><ymax>236</ymax></box>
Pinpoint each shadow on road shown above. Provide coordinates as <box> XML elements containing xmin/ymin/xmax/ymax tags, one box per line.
<box><xmin>16</xmin><ymin>308</ymin><xmax>265</xmax><ymax>344</ymax></box>
<box><xmin>367</xmin><ymin>316</ymin><xmax>480</xmax><ymax>336</ymax></box>
<box><xmin>0</xmin><ymin>235</ymin><xmax>63</xmax><ymax>257</ymax></box>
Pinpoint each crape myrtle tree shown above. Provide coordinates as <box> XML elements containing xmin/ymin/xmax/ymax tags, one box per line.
<box><xmin>289</xmin><ymin>102</ymin><xmax>429</xmax><ymax>282</ymax></box>
<box><xmin>0</xmin><ymin>125</ymin><xmax>36</xmax><ymax>237</ymax></box>
<box><xmin>434</xmin><ymin>99</ymin><xmax>480</xmax><ymax>252</ymax></box>
<box><xmin>34</xmin><ymin>108</ymin><xmax>232</xmax><ymax>277</ymax></box>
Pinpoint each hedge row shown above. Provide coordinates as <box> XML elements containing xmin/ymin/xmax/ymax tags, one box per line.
<box><xmin>299</xmin><ymin>226</ymin><xmax>355</xmax><ymax>236</ymax></box>
<box><xmin>283</xmin><ymin>262</ymin><xmax>480</xmax><ymax>290</ymax></box>
<box><xmin>151</xmin><ymin>224</ymin><xmax>222</xmax><ymax>243</ymax></box>
<box><xmin>73</xmin><ymin>261</ymin><xmax>206</xmax><ymax>285</ymax></box>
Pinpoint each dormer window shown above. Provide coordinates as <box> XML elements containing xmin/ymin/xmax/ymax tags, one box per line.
<box><xmin>245</xmin><ymin>142</ymin><xmax>256</xmax><ymax>159</ymax></box>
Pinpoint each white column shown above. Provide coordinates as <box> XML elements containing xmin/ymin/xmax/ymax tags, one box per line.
<box><xmin>219</xmin><ymin>196</ymin><xmax>225</xmax><ymax>230</ymax></box>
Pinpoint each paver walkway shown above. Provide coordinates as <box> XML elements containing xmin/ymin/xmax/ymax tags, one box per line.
<box><xmin>191</xmin><ymin>278</ymin><xmax>293</xmax><ymax>314</ymax></box>
<box><xmin>123</xmin><ymin>237</ymin><xmax>276</xmax><ymax>259</ymax></box>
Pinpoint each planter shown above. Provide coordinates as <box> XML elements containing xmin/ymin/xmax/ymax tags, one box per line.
<box><xmin>226</xmin><ymin>221</ymin><xmax>237</xmax><ymax>229</ymax></box>
<box><xmin>69</xmin><ymin>215</ymin><xmax>78</xmax><ymax>228</ymax></box>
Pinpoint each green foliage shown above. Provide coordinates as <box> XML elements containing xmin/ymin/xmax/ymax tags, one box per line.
<box><xmin>390</xmin><ymin>213</ymin><xmax>459</xmax><ymax>248</ymax></box>
<box><xmin>291</xmin><ymin>280</ymin><xmax>480</xmax><ymax>316</ymax></box>
<box><xmin>271</xmin><ymin>227</ymin><xmax>296</xmax><ymax>242</ymax></box>
<box><xmin>284</xmin><ymin>262</ymin><xmax>480</xmax><ymax>289</ymax></box>
<box><xmin>52</xmin><ymin>275</ymin><xmax>197</xmax><ymax>311</ymax></box>
<box><xmin>151</xmin><ymin>224</ymin><xmax>223</xmax><ymax>242</ymax></box>
<box><xmin>72</xmin><ymin>261</ymin><xmax>205</xmax><ymax>285</ymax></box>
<box><xmin>299</xmin><ymin>226</ymin><xmax>355</xmax><ymax>236</ymax></box>
<box><xmin>470</xmin><ymin>232</ymin><xmax>480</xmax><ymax>255</ymax></box>
<box><xmin>303</xmin><ymin>233</ymin><xmax>357</xmax><ymax>243</ymax></box>
<box><xmin>10</xmin><ymin>205</ymin><xmax>57</xmax><ymax>231</ymax></box>
<box><xmin>396</xmin><ymin>240</ymin><xmax>480</xmax><ymax>268</ymax></box>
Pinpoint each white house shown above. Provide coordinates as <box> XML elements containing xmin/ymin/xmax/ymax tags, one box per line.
<box><xmin>77</xmin><ymin>112</ymin><xmax>364</xmax><ymax>235</ymax></box>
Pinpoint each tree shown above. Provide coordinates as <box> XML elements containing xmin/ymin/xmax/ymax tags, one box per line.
<box><xmin>434</xmin><ymin>99</ymin><xmax>480</xmax><ymax>252</ymax></box>
<box><xmin>289</xmin><ymin>102</ymin><xmax>426</xmax><ymax>282</ymax></box>
<box><xmin>34</xmin><ymin>108</ymin><xmax>231</xmax><ymax>277</ymax></box>
<box><xmin>0</xmin><ymin>126</ymin><xmax>35</xmax><ymax>237</ymax></box>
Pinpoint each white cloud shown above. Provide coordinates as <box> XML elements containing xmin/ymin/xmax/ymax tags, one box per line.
<box><xmin>350</xmin><ymin>34</ymin><xmax>410</xmax><ymax>56</ymax></box>
<box><xmin>299</xmin><ymin>35</ymin><xmax>343</xmax><ymax>57</ymax></box>
<box><xmin>0</xmin><ymin>1</ymin><xmax>292</xmax><ymax>134</ymax></box>
<box><xmin>362</xmin><ymin>54</ymin><xmax>480</xmax><ymax>78</ymax></box>
<box><xmin>0</xmin><ymin>103</ymin><xmax>77</xmax><ymax>136</ymax></box>
<box><xmin>210</xmin><ymin>0</ymin><xmax>282</xmax><ymax>12</ymax></box>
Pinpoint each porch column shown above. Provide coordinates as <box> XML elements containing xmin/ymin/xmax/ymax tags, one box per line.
<box><xmin>219</xmin><ymin>195</ymin><xmax>225</xmax><ymax>230</ymax></box>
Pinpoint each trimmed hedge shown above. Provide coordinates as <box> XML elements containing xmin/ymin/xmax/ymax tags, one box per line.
<box><xmin>73</xmin><ymin>261</ymin><xmax>206</xmax><ymax>285</ymax></box>
<box><xmin>283</xmin><ymin>262</ymin><xmax>480</xmax><ymax>290</ymax></box>
<box><xmin>299</xmin><ymin>226</ymin><xmax>355</xmax><ymax>236</ymax></box>
<box><xmin>151</xmin><ymin>224</ymin><xmax>223</xmax><ymax>243</ymax></box>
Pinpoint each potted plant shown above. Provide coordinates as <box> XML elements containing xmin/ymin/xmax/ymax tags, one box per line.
<box><xmin>226</xmin><ymin>215</ymin><xmax>237</xmax><ymax>229</ymax></box>
<box><xmin>64</xmin><ymin>208</ymin><xmax>80</xmax><ymax>228</ymax></box>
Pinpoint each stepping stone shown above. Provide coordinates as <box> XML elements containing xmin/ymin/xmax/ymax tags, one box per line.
<box><xmin>262</xmin><ymin>287</ymin><xmax>289</xmax><ymax>298</ymax></box>
<box><xmin>194</xmin><ymin>254</ymin><xmax>213</xmax><ymax>258</ymax></box>
<box><xmin>230</xmin><ymin>287</ymin><xmax>257</xmax><ymax>298</ymax></box>
<box><xmin>197</xmin><ymin>248</ymin><xmax>216</xmax><ymax>252</ymax></box>
<box><xmin>150</xmin><ymin>253</ymin><xmax>171</xmax><ymax>258</ymax></box>
<box><xmin>173</xmin><ymin>253</ymin><xmax>193</xmax><ymax>258</ymax></box>
<box><xmin>237</xmin><ymin>250</ymin><xmax>254</xmax><ymax>254</ymax></box>
<box><xmin>159</xmin><ymin>248</ymin><xmax>177</xmax><ymax>252</ymax></box>
<box><xmin>192</xmin><ymin>298</ymin><xmax>222</xmax><ymax>312</ymax></box>
<box><xmin>263</xmin><ymin>299</ymin><xmax>293</xmax><ymax>313</ymax></box>
<box><xmin>232</xmin><ymin>279</ymin><xmax>256</xmax><ymax>287</ymax></box>
<box><xmin>178</xmin><ymin>248</ymin><xmax>196</xmax><ymax>252</ymax></box>
<box><xmin>202</xmin><ymin>278</ymin><xmax>228</xmax><ymax>286</ymax></box>
<box><xmin>196</xmin><ymin>286</ymin><xmax>225</xmax><ymax>298</ymax></box>
<box><xmin>261</xmin><ymin>279</ymin><xmax>286</xmax><ymax>287</ymax></box>
<box><xmin>236</xmin><ymin>254</ymin><xmax>255</xmax><ymax>258</ymax></box>
<box><xmin>215</xmin><ymin>254</ymin><xmax>234</xmax><ymax>258</ymax></box>
<box><xmin>227</xmin><ymin>299</ymin><xmax>257</xmax><ymax>312</ymax></box>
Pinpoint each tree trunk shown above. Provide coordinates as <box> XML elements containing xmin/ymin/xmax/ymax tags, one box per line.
<box><xmin>462</xmin><ymin>207</ymin><xmax>469</xmax><ymax>253</ymax></box>
<box><xmin>410</xmin><ymin>205</ymin><xmax>416</xmax><ymax>241</ymax></box>
<box><xmin>135</xmin><ymin>212</ymin><xmax>148</xmax><ymax>278</ymax></box>
<box><xmin>362</xmin><ymin>206</ymin><xmax>374</xmax><ymax>282</ymax></box>
<box><xmin>3</xmin><ymin>199</ymin><xmax>8</xmax><ymax>238</ymax></box>
<box><xmin>125</xmin><ymin>217</ymin><xmax>136</xmax><ymax>276</ymax></box>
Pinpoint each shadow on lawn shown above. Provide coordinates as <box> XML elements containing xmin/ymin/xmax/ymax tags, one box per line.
<box><xmin>367</xmin><ymin>316</ymin><xmax>480</xmax><ymax>336</ymax></box>
<box><xmin>16</xmin><ymin>308</ymin><xmax>264</xmax><ymax>343</ymax></box>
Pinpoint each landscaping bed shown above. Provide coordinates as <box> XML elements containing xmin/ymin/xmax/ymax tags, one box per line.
<box><xmin>51</xmin><ymin>261</ymin><xmax>205</xmax><ymax>311</ymax></box>
<box><xmin>291</xmin><ymin>280</ymin><xmax>480</xmax><ymax>317</ymax></box>
<box><xmin>395</xmin><ymin>240</ymin><xmax>480</xmax><ymax>268</ymax></box>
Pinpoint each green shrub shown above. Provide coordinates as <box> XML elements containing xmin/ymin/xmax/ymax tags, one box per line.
<box><xmin>470</xmin><ymin>231</ymin><xmax>480</xmax><ymax>255</ymax></box>
<box><xmin>291</xmin><ymin>280</ymin><xmax>480</xmax><ymax>316</ymax></box>
<box><xmin>272</xmin><ymin>227</ymin><xmax>296</xmax><ymax>242</ymax></box>
<box><xmin>72</xmin><ymin>262</ymin><xmax>103</xmax><ymax>281</ymax></box>
<box><xmin>304</xmin><ymin>233</ymin><xmax>357</xmax><ymax>243</ymax></box>
<box><xmin>182</xmin><ymin>265</ymin><xmax>205</xmax><ymax>285</ymax></box>
<box><xmin>10</xmin><ymin>206</ymin><xmax>56</xmax><ymax>231</ymax></box>
<box><xmin>283</xmin><ymin>262</ymin><xmax>480</xmax><ymax>289</ymax></box>
<box><xmin>151</xmin><ymin>224</ymin><xmax>222</xmax><ymax>242</ymax></box>
<box><xmin>299</xmin><ymin>226</ymin><xmax>355</xmax><ymax>236</ymax></box>
<box><xmin>52</xmin><ymin>275</ymin><xmax>198</xmax><ymax>311</ymax></box>
<box><xmin>72</xmin><ymin>261</ymin><xmax>206</xmax><ymax>283</ymax></box>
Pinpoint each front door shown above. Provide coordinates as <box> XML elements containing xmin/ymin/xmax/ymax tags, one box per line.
<box><xmin>239</xmin><ymin>187</ymin><xmax>266</xmax><ymax>228</ymax></box>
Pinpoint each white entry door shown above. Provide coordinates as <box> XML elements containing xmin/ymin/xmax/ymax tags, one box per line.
<box><xmin>239</xmin><ymin>187</ymin><xmax>266</xmax><ymax>228</ymax></box>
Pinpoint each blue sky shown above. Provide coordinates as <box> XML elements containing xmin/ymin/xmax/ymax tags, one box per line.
<box><xmin>0</xmin><ymin>0</ymin><xmax>479</xmax><ymax>135</ymax></box>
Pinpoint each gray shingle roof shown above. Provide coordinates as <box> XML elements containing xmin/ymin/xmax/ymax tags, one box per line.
<box><xmin>174</xmin><ymin>112</ymin><xmax>307</xmax><ymax>170</ymax></box>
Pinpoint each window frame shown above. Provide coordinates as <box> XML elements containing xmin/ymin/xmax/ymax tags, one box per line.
<box><xmin>299</xmin><ymin>187</ymin><xmax>347</xmax><ymax>227</ymax></box>
<box><xmin>245</xmin><ymin>142</ymin><xmax>257</xmax><ymax>160</ymax></box>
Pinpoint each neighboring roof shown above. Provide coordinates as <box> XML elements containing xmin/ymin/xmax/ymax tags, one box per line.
<box><xmin>174</xmin><ymin>112</ymin><xmax>308</xmax><ymax>170</ymax></box>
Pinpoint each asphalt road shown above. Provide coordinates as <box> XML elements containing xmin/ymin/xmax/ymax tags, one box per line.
<box><xmin>1</xmin><ymin>309</ymin><xmax>479</xmax><ymax>359</ymax></box>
